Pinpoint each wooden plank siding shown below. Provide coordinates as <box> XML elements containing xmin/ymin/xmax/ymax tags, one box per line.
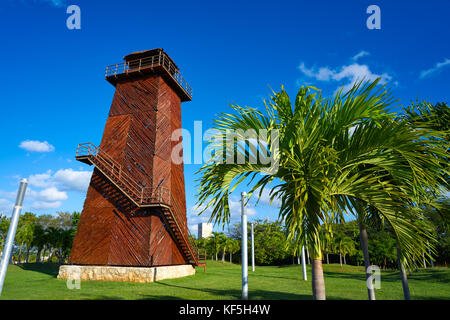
<box><xmin>69</xmin><ymin>51</ymin><xmax>191</xmax><ymax>267</ymax></box>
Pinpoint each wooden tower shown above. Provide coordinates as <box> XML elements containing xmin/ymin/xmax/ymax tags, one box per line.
<box><xmin>69</xmin><ymin>48</ymin><xmax>202</xmax><ymax>267</ymax></box>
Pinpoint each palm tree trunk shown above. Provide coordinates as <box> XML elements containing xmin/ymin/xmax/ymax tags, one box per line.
<box><xmin>339</xmin><ymin>253</ymin><xmax>342</xmax><ymax>267</ymax></box>
<box><xmin>422</xmin><ymin>252</ymin><xmax>426</xmax><ymax>268</ymax></box>
<box><xmin>306</xmin><ymin>246</ymin><xmax>310</xmax><ymax>264</ymax></box>
<box><xmin>326</xmin><ymin>253</ymin><xmax>329</xmax><ymax>264</ymax></box>
<box><xmin>396</xmin><ymin>246</ymin><xmax>411</xmax><ymax>300</ymax></box>
<box><xmin>36</xmin><ymin>248</ymin><xmax>42</xmax><ymax>263</ymax></box>
<box><xmin>59</xmin><ymin>251</ymin><xmax>65</xmax><ymax>264</ymax></box>
<box><xmin>48</xmin><ymin>248</ymin><xmax>54</xmax><ymax>262</ymax></box>
<box><xmin>312</xmin><ymin>259</ymin><xmax>326</xmax><ymax>300</ymax></box>
<box><xmin>230</xmin><ymin>253</ymin><xmax>232</xmax><ymax>263</ymax></box>
<box><xmin>343</xmin><ymin>254</ymin><xmax>346</xmax><ymax>265</ymax></box>
<box><xmin>427</xmin><ymin>242</ymin><xmax>434</xmax><ymax>268</ymax></box>
<box><xmin>359</xmin><ymin>221</ymin><xmax>376</xmax><ymax>300</ymax></box>
<box><xmin>25</xmin><ymin>247</ymin><xmax>30</xmax><ymax>263</ymax></box>
<box><xmin>222</xmin><ymin>251</ymin><xmax>225</xmax><ymax>263</ymax></box>
<box><xmin>18</xmin><ymin>243</ymin><xmax>23</xmax><ymax>263</ymax></box>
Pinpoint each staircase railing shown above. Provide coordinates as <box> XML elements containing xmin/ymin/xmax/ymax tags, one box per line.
<box><xmin>76</xmin><ymin>142</ymin><xmax>200</xmax><ymax>265</ymax></box>
<box><xmin>169</xmin><ymin>193</ymin><xmax>200</xmax><ymax>264</ymax></box>
<box><xmin>76</xmin><ymin>143</ymin><xmax>170</xmax><ymax>206</ymax></box>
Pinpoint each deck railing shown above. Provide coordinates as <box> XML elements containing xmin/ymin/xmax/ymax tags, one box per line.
<box><xmin>105</xmin><ymin>52</ymin><xmax>192</xmax><ymax>99</ymax></box>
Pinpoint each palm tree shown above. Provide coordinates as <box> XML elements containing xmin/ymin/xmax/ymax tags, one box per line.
<box><xmin>211</xmin><ymin>232</ymin><xmax>226</xmax><ymax>261</ymax></box>
<box><xmin>45</xmin><ymin>226</ymin><xmax>60</xmax><ymax>263</ymax></box>
<box><xmin>229</xmin><ymin>240</ymin><xmax>240</xmax><ymax>263</ymax></box>
<box><xmin>32</xmin><ymin>225</ymin><xmax>46</xmax><ymax>263</ymax></box>
<box><xmin>196</xmin><ymin>79</ymin><xmax>445</xmax><ymax>299</ymax></box>
<box><xmin>320</xmin><ymin>228</ymin><xmax>333</xmax><ymax>264</ymax></box>
<box><xmin>334</xmin><ymin>96</ymin><xmax>448</xmax><ymax>300</ymax></box>
<box><xmin>223</xmin><ymin>238</ymin><xmax>236</xmax><ymax>263</ymax></box>
<box><xmin>221</xmin><ymin>238</ymin><xmax>227</xmax><ymax>263</ymax></box>
<box><xmin>331</xmin><ymin>232</ymin><xmax>356</xmax><ymax>267</ymax></box>
<box><xmin>16</xmin><ymin>212</ymin><xmax>37</xmax><ymax>263</ymax></box>
<box><xmin>340</xmin><ymin>236</ymin><xmax>357</xmax><ymax>265</ymax></box>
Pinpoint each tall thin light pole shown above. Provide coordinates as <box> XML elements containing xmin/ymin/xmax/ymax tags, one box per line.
<box><xmin>0</xmin><ymin>179</ymin><xmax>28</xmax><ymax>295</ymax></box>
<box><xmin>301</xmin><ymin>245</ymin><xmax>307</xmax><ymax>280</ymax></box>
<box><xmin>241</xmin><ymin>192</ymin><xmax>248</xmax><ymax>300</ymax></box>
<box><xmin>251</xmin><ymin>223</ymin><xmax>255</xmax><ymax>272</ymax></box>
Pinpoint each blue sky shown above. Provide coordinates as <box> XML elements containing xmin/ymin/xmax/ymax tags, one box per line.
<box><xmin>0</xmin><ymin>0</ymin><xmax>448</xmax><ymax>233</ymax></box>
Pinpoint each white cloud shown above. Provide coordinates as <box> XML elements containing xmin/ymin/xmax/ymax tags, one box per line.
<box><xmin>252</xmin><ymin>186</ymin><xmax>281</xmax><ymax>208</ymax></box>
<box><xmin>54</xmin><ymin>169</ymin><xmax>92</xmax><ymax>192</ymax></box>
<box><xmin>187</xmin><ymin>204</ymin><xmax>213</xmax><ymax>234</ymax></box>
<box><xmin>419</xmin><ymin>58</ymin><xmax>450</xmax><ymax>79</ymax></box>
<box><xmin>351</xmin><ymin>50</ymin><xmax>370</xmax><ymax>61</ymax></box>
<box><xmin>229</xmin><ymin>196</ymin><xmax>257</xmax><ymax>217</ymax></box>
<box><xmin>0</xmin><ymin>190</ymin><xmax>17</xmax><ymax>199</ymax></box>
<box><xmin>25</xmin><ymin>188</ymin><xmax>38</xmax><ymax>199</ymax></box>
<box><xmin>28</xmin><ymin>170</ymin><xmax>53</xmax><ymax>188</ymax></box>
<box><xmin>38</xmin><ymin>187</ymin><xmax>68</xmax><ymax>202</ymax></box>
<box><xmin>298</xmin><ymin>58</ymin><xmax>393</xmax><ymax>94</ymax></box>
<box><xmin>1</xmin><ymin>185</ymin><xmax>66</xmax><ymax>211</ymax></box>
<box><xmin>187</xmin><ymin>195</ymin><xmax>258</xmax><ymax>233</ymax></box>
<box><xmin>0</xmin><ymin>199</ymin><xmax>13</xmax><ymax>214</ymax></box>
<box><xmin>33</xmin><ymin>0</ymin><xmax>66</xmax><ymax>7</ymax></box>
<box><xmin>299</xmin><ymin>63</ymin><xmax>334</xmax><ymax>81</ymax></box>
<box><xmin>19</xmin><ymin>140</ymin><xmax>55</xmax><ymax>153</ymax></box>
<box><xmin>28</xmin><ymin>169</ymin><xmax>92</xmax><ymax>192</ymax></box>
<box><xmin>31</xmin><ymin>201</ymin><xmax>62</xmax><ymax>210</ymax></box>
<box><xmin>0</xmin><ymin>168</ymin><xmax>92</xmax><ymax>212</ymax></box>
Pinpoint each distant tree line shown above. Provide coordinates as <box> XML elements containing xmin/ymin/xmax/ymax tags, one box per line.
<box><xmin>196</xmin><ymin>208</ymin><xmax>450</xmax><ymax>268</ymax></box>
<box><xmin>0</xmin><ymin>211</ymin><xmax>80</xmax><ymax>264</ymax></box>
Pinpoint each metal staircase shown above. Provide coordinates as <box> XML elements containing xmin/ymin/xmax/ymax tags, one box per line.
<box><xmin>75</xmin><ymin>142</ymin><xmax>204</xmax><ymax>267</ymax></box>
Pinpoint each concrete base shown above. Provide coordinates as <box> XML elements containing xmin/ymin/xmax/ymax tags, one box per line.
<box><xmin>57</xmin><ymin>264</ymin><xmax>195</xmax><ymax>283</ymax></box>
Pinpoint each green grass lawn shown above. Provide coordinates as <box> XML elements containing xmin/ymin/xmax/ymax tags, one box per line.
<box><xmin>0</xmin><ymin>260</ymin><xmax>449</xmax><ymax>300</ymax></box>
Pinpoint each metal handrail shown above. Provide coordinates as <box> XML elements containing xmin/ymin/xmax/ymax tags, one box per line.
<box><xmin>76</xmin><ymin>143</ymin><xmax>170</xmax><ymax>205</ymax></box>
<box><xmin>76</xmin><ymin>142</ymin><xmax>199</xmax><ymax>264</ymax></box>
<box><xmin>105</xmin><ymin>53</ymin><xmax>192</xmax><ymax>98</ymax></box>
<box><xmin>169</xmin><ymin>194</ymin><xmax>199</xmax><ymax>264</ymax></box>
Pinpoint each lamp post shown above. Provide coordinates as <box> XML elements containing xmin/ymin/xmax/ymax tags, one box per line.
<box><xmin>251</xmin><ymin>223</ymin><xmax>255</xmax><ymax>272</ymax></box>
<box><xmin>0</xmin><ymin>179</ymin><xmax>28</xmax><ymax>295</ymax></box>
<box><xmin>241</xmin><ymin>192</ymin><xmax>248</xmax><ymax>300</ymax></box>
<box><xmin>301</xmin><ymin>245</ymin><xmax>307</xmax><ymax>281</ymax></box>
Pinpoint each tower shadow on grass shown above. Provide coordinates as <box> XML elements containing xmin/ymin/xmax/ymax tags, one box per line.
<box><xmin>145</xmin><ymin>281</ymin><xmax>314</xmax><ymax>300</ymax></box>
<box><xmin>18</xmin><ymin>263</ymin><xmax>60</xmax><ymax>277</ymax></box>
<box><xmin>323</xmin><ymin>268</ymin><xmax>450</xmax><ymax>284</ymax></box>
